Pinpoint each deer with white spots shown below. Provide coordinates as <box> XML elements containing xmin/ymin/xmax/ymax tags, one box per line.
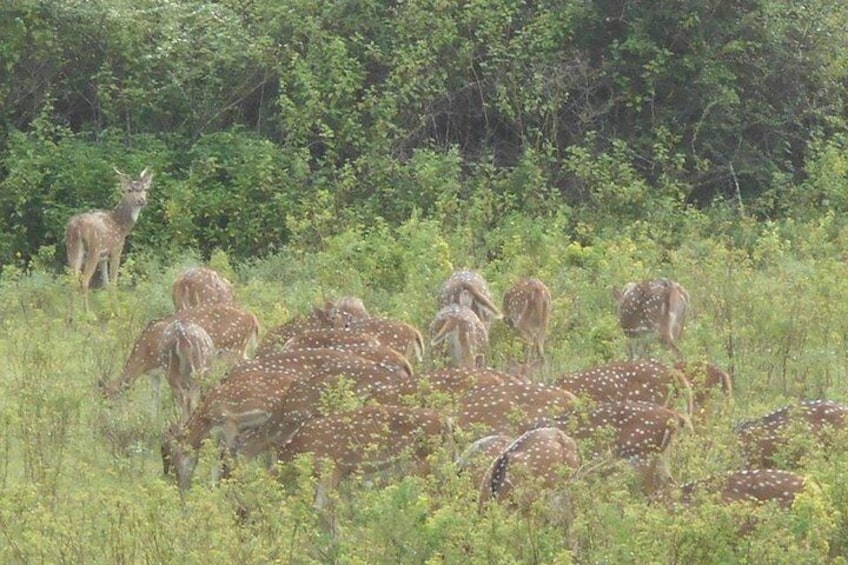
<box><xmin>281</xmin><ymin>328</ymin><xmax>414</xmax><ymax>377</ymax></box>
<box><xmin>430</xmin><ymin>303</ymin><xmax>490</xmax><ymax>369</ymax></box>
<box><xmin>734</xmin><ymin>400</ymin><xmax>848</xmax><ymax>469</ymax></box>
<box><xmin>552</xmin><ymin>400</ymin><xmax>692</xmax><ymax>493</ymax></box>
<box><xmin>100</xmin><ymin>303</ymin><xmax>259</xmax><ymax>401</ymax></box>
<box><xmin>345</xmin><ymin>317</ymin><xmax>426</xmax><ymax>364</ymax></box>
<box><xmin>438</xmin><ymin>270</ymin><xmax>502</xmax><ymax>330</ymax></box>
<box><xmin>274</xmin><ymin>405</ymin><xmax>451</xmax><ymax>509</ymax></box>
<box><xmin>478</xmin><ymin>427</ymin><xmax>581</xmax><ymax>511</ymax></box>
<box><xmin>502</xmin><ymin>277</ymin><xmax>552</xmax><ymax>363</ymax></box>
<box><xmin>65</xmin><ymin>168</ymin><xmax>153</xmax><ymax>310</ymax></box>
<box><xmin>161</xmin><ymin>369</ymin><xmax>298</xmax><ymax>491</ymax></box>
<box><xmin>677</xmin><ymin>469</ymin><xmax>808</xmax><ymax>508</ymax></box>
<box><xmin>555</xmin><ymin>359</ymin><xmax>694</xmax><ymax>417</ymax></box>
<box><xmin>254</xmin><ymin>297</ymin><xmax>370</xmax><ymax>358</ymax></box>
<box><xmin>455</xmin><ymin>381</ymin><xmax>576</xmax><ymax>437</ymax></box>
<box><xmin>157</xmin><ymin>319</ymin><xmax>215</xmax><ymax>422</ymax></box>
<box><xmin>172</xmin><ymin>266</ymin><xmax>235</xmax><ymax>311</ymax></box>
<box><xmin>674</xmin><ymin>361</ymin><xmax>733</xmax><ymax>420</ymax></box>
<box><xmin>615</xmin><ymin>278</ymin><xmax>689</xmax><ymax>360</ymax></box>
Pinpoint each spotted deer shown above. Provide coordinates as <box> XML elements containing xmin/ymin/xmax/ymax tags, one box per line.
<box><xmin>346</xmin><ymin>317</ymin><xmax>425</xmax><ymax>364</ymax></box>
<box><xmin>551</xmin><ymin>400</ymin><xmax>693</xmax><ymax>493</ymax></box>
<box><xmin>455</xmin><ymin>381</ymin><xmax>576</xmax><ymax>437</ymax></box>
<box><xmin>677</xmin><ymin>469</ymin><xmax>807</xmax><ymax>508</ymax></box>
<box><xmin>438</xmin><ymin>270</ymin><xmax>502</xmax><ymax>330</ymax></box>
<box><xmin>430</xmin><ymin>304</ymin><xmax>490</xmax><ymax>369</ymax></box>
<box><xmin>101</xmin><ymin>303</ymin><xmax>259</xmax><ymax>401</ymax></box>
<box><xmin>281</xmin><ymin>328</ymin><xmax>414</xmax><ymax>377</ymax></box>
<box><xmin>674</xmin><ymin>361</ymin><xmax>733</xmax><ymax>420</ymax></box>
<box><xmin>274</xmin><ymin>405</ymin><xmax>451</xmax><ymax>509</ymax></box>
<box><xmin>172</xmin><ymin>266</ymin><xmax>235</xmax><ymax>311</ymax></box>
<box><xmin>615</xmin><ymin>278</ymin><xmax>690</xmax><ymax>360</ymax></box>
<box><xmin>734</xmin><ymin>400</ymin><xmax>848</xmax><ymax>469</ymax></box>
<box><xmin>478</xmin><ymin>427</ymin><xmax>581</xmax><ymax>511</ymax></box>
<box><xmin>254</xmin><ymin>298</ymin><xmax>370</xmax><ymax>358</ymax></box>
<box><xmin>555</xmin><ymin>359</ymin><xmax>694</xmax><ymax>417</ymax></box>
<box><xmin>65</xmin><ymin>168</ymin><xmax>153</xmax><ymax>310</ymax></box>
<box><xmin>157</xmin><ymin>319</ymin><xmax>215</xmax><ymax>422</ymax></box>
<box><xmin>503</xmin><ymin>278</ymin><xmax>552</xmax><ymax>363</ymax></box>
<box><xmin>161</xmin><ymin>369</ymin><xmax>298</xmax><ymax>491</ymax></box>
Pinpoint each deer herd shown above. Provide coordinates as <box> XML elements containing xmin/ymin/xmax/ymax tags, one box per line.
<box><xmin>69</xmin><ymin>169</ymin><xmax>838</xmax><ymax>526</ymax></box>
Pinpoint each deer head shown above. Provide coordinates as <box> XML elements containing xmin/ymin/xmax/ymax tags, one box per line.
<box><xmin>438</xmin><ymin>270</ymin><xmax>502</xmax><ymax>330</ymax></box>
<box><xmin>502</xmin><ymin>277</ymin><xmax>552</xmax><ymax>363</ymax></box>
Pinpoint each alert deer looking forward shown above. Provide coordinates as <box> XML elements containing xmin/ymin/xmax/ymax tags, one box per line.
<box><xmin>615</xmin><ymin>278</ymin><xmax>689</xmax><ymax>360</ymax></box>
<box><xmin>65</xmin><ymin>168</ymin><xmax>153</xmax><ymax>309</ymax></box>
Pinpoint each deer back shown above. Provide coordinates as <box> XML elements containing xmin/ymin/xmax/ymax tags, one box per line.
<box><xmin>430</xmin><ymin>303</ymin><xmax>489</xmax><ymax>368</ymax></box>
<box><xmin>479</xmin><ymin>427</ymin><xmax>580</xmax><ymax>509</ymax></box>
<box><xmin>347</xmin><ymin>317</ymin><xmax>426</xmax><ymax>363</ymax></box>
<box><xmin>438</xmin><ymin>270</ymin><xmax>502</xmax><ymax>329</ymax></box>
<box><xmin>735</xmin><ymin>400</ymin><xmax>848</xmax><ymax>469</ymax></box>
<box><xmin>616</xmin><ymin>278</ymin><xmax>689</xmax><ymax>358</ymax></box>
<box><xmin>327</xmin><ymin>296</ymin><xmax>370</xmax><ymax>327</ymax></box>
<box><xmin>679</xmin><ymin>469</ymin><xmax>806</xmax><ymax>509</ymax></box>
<box><xmin>456</xmin><ymin>381</ymin><xmax>576</xmax><ymax>437</ymax></box>
<box><xmin>172</xmin><ymin>267</ymin><xmax>235</xmax><ymax>311</ymax></box>
<box><xmin>282</xmin><ymin>329</ymin><xmax>414</xmax><ymax>378</ymax></box>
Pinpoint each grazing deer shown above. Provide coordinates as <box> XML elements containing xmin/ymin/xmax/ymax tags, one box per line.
<box><xmin>455</xmin><ymin>433</ymin><xmax>514</xmax><ymax>487</ymax></box>
<box><xmin>254</xmin><ymin>298</ymin><xmax>369</xmax><ymax>358</ymax></box>
<box><xmin>665</xmin><ymin>469</ymin><xmax>807</xmax><ymax>510</ymax></box>
<box><xmin>674</xmin><ymin>361</ymin><xmax>732</xmax><ymax>420</ymax></box>
<box><xmin>161</xmin><ymin>370</ymin><xmax>298</xmax><ymax>491</ymax></box>
<box><xmin>552</xmin><ymin>400</ymin><xmax>692</xmax><ymax>493</ymax></box>
<box><xmin>438</xmin><ymin>270</ymin><xmax>502</xmax><ymax>330</ymax></box>
<box><xmin>157</xmin><ymin>319</ymin><xmax>215</xmax><ymax>422</ymax></box>
<box><xmin>65</xmin><ymin>168</ymin><xmax>153</xmax><ymax>310</ymax></box>
<box><xmin>101</xmin><ymin>303</ymin><xmax>260</xmax><ymax>400</ymax></box>
<box><xmin>172</xmin><ymin>266</ymin><xmax>235</xmax><ymax>311</ymax></box>
<box><xmin>274</xmin><ymin>405</ymin><xmax>450</xmax><ymax>508</ymax></box>
<box><xmin>456</xmin><ymin>381</ymin><xmax>576</xmax><ymax>437</ymax></box>
<box><xmin>734</xmin><ymin>400</ymin><xmax>848</xmax><ymax>469</ymax></box>
<box><xmin>346</xmin><ymin>317</ymin><xmax>426</xmax><ymax>364</ymax></box>
<box><xmin>281</xmin><ymin>328</ymin><xmax>414</xmax><ymax>377</ymax></box>
<box><xmin>478</xmin><ymin>427</ymin><xmax>581</xmax><ymax>510</ymax></box>
<box><xmin>430</xmin><ymin>304</ymin><xmax>490</xmax><ymax>369</ymax></box>
<box><xmin>502</xmin><ymin>278</ymin><xmax>552</xmax><ymax>363</ymax></box>
<box><xmin>555</xmin><ymin>359</ymin><xmax>694</xmax><ymax>416</ymax></box>
<box><xmin>615</xmin><ymin>278</ymin><xmax>690</xmax><ymax>360</ymax></box>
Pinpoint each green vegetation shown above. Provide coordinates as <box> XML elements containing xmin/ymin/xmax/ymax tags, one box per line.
<box><xmin>2</xmin><ymin>0</ymin><xmax>848</xmax><ymax>562</ymax></box>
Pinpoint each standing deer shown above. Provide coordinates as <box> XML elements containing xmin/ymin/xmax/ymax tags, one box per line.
<box><xmin>430</xmin><ymin>303</ymin><xmax>490</xmax><ymax>369</ymax></box>
<box><xmin>157</xmin><ymin>319</ymin><xmax>215</xmax><ymax>423</ymax></box>
<box><xmin>615</xmin><ymin>278</ymin><xmax>690</xmax><ymax>360</ymax></box>
<box><xmin>478</xmin><ymin>427</ymin><xmax>581</xmax><ymax>511</ymax></box>
<box><xmin>734</xmin><ymin>400</ymin><xmax>848</xmax><ymax>469</ymax></box>
<box><xmin>101</xmin><ymin>303</ymin><xmax>260</xmax><ymax>402</ymax></box>
<box><xmin>438</xmin><ymin>270</ymin><xmax>502</xmax><ymax>330</ymax></box>
<box><xmin>172</xmin><ymin>267</ymin><xmax>235</xmax><ymax>311</ymax></box>
<box><xmin>502</xmin><ymin>278</ymin><xmax>552</xmax><ymax>363</ymax></box>
<box><xmin>65</xmin><ymin>168</ymin><xmax>153</xmax><ymax>310</ymax></box>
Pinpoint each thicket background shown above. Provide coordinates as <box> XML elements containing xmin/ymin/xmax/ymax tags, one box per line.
<box><xmin>2</xmin><ymin>0</ymin><xmax>848</xmax><ymax>562</ymax></box>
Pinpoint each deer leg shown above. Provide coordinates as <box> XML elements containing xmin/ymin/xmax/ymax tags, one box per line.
<box><xmin>108</xmin><ymin>249</ymin><xmax>122</xmax><ymax>285</ymax></box>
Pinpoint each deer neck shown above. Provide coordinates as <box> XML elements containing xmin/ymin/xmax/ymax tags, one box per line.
<box><xmin>111</xmin><ymin>199</ymin><xmax>144</xmax><ymax>234</ymax></box>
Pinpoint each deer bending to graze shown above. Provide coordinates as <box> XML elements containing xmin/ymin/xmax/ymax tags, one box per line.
<box><xmin>478</xmin><ymin>427</ymin><xmax>581</xmax><ymax>511</ymax></box>
<box><xmin>734</xmin><ymin>400</ymin><xmax>848</xmax><ymax>469</ymax></box>
<box><xmin>65</xmin><ymin>168</ymin><xmax>153</xmax><ymax>310</ymax></box>
<box><xmin>161</xmin><ymin>369</ymin><xmax>298</xmax><ymax>491</ymax></box>
<box><xmin>157</xmin><ymin>319</ymin><xmax>215</xmax><ymax>423</ymax></box>
<box><xmin>101</xmin><ymin>303</ymin><xmax>260</xmax><ymax>401</ymax></box>
<box><xmin>430</xmin><ymin>304</ymin><xmax>490</xmax><ymax>369</ymax></box>
<box><xmin>674</xmin><ymin>361</ymin><xmax>732</xmax><ymax>420</ymax></box>
<box><xmin>555</xmin><ymin>359</ymin><xmax>694</xmax><ymax>417</ymax></box>
<box><xmin>503</xmin><ymin>278</ymin><xmax>552</xmax><ymax>363</ymax></box>
<box><xmin>346</xmin><ymin>317</ymin><xmax>426</xmax><ymax>364</ymax></box>
<box><xmin>551</xmin><ymin>401</ymin><xmax>693</xmax><ymax>494</ymax></box>
<box><xmin>274</xmin><ymin>405</ymin><xmax>450</xmax><ymax>509</ymax></box>
<box><xmin>615</xmin><ymin>278</ymin><xmax>689</xmax><ymax>360</ymax></box>
<box><xmin>172</xmin><ymin>267</ymin><xmax>235</xmax><ymax>311</ymax></box>
<box><xmin>281</xmin><ymin>328</ymin><xmax>414</xmax><ymax>377</ymax></box>
<box><xmin>327</xmin><ymin>296</ymin><xmax>370</xmax><ymax>327</ymax></box>
<box><xmin>676</xmin><ymin>469</ymin><xmax>808</xmax><ymax>508</ymax></box>
<box><xmin>439</xmin><ymin>270</ymin><xmax>502</xmax><ymax>330</ymax></box>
